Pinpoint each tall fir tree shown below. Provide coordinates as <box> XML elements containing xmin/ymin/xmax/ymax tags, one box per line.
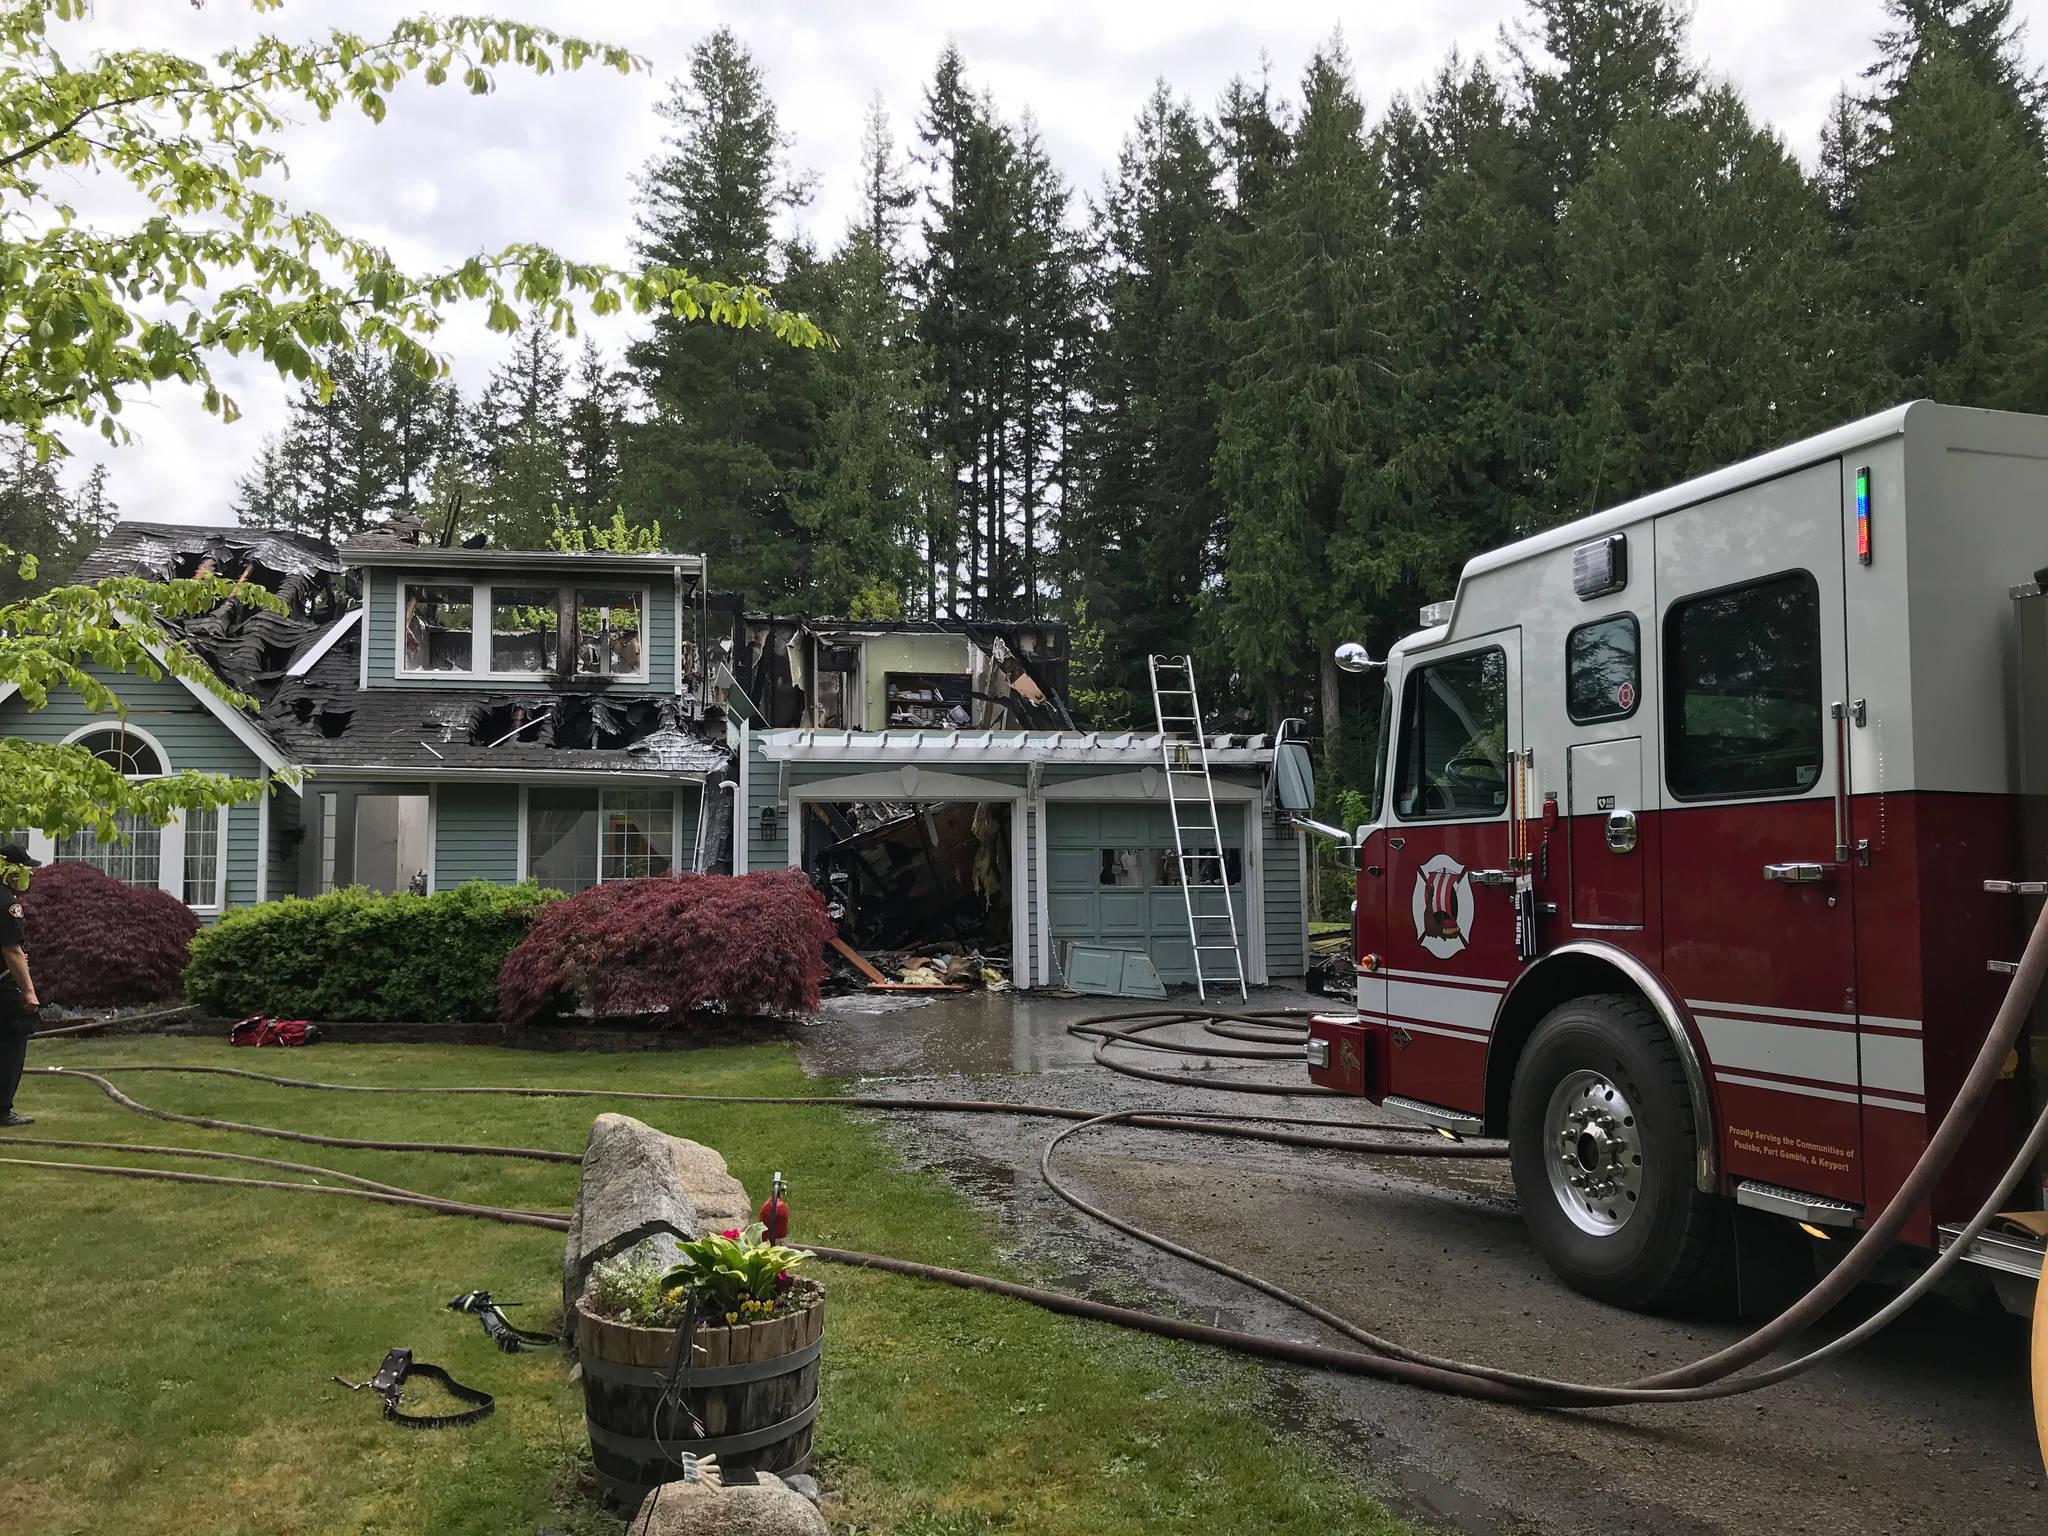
<box><xmin>1212</xmin><ymin>41</ymin><xmax>1393</xmax><ymax>739</ymax></box>
<box><xmin>1073</xmin><ymin>81</ymin><xmax>1223</xmax><ymax>708</ymax></box>
<box><xmin>467</xmin><ymin>325</ymin><xmax>573</xmax><ymax>548</ymax></box>
<box><xmin>0</xmin><ymin>435</ymin><xmax>115</xmax><ymax>600</ymax></box>
<box><xmin>564</xmin><ymin>338</ymin><xmax>629</xmax><ymax>520</ymax></box>
<box><xmin>620</xmin><ymin>27</ymin><xmax>819</xmax><ymax>603</ymax></box>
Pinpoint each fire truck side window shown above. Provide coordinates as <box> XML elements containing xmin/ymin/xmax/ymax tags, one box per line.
<box><xmin>1394</xmin><ymin>648</ymin><xmax>1509</xmax><ymax>819</ymax></box>
<box><xmin>1664</xmin><ymin>570</ymin><xmax>1824</xmax><ymax>799</ymax></box>
<box><xmin>1566</xmin><ymin>614</ymin><xmax>1640</xmax><ymax>723</ymax></box>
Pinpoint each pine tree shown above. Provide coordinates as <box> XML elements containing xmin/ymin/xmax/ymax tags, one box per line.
<box><xmin>620</xmin><ymin>27</ymin><xmax>818</xmax><ymax>603</ymax></box>
<box><xmin>234</xmin><ymin>346</ymin><xmax>455</xmax><ymax>543</ymax></box>
<box><xmin>1072</xmin><ymin>81</ymin><xmax>1223</xmax><ymax>707</ymax></box>
<box><xmin>564</xmin><ymin>338</ymin><xmax>629</xmax><ymax>520</ymax></box>
<box><xmin>0</xmin><ymin>435</ymin><xmax>117</xmax><ymax>600</ymax></box>
<box><xmin>1502</xmin><ymin>0</ymin><xmax>1698</xmax><ymax>216</ymax></box>
<box><xmin>1542</xmin><ymin>86</ymin><xmax>1837</xmax><ymax>514</ymax></box>
<box><xmin>1850</xmin><ymin>33</ymin><xmax>2048</xmax><ymax>411</ymax></box>
<box><xmin>1212</xmin><ymin>41</ymin><xmax>1393</xmax><ymax>738</ymax></box>
<box><xmin>466</xmin><ymin>326</ymin><xmax>573</xmax><ymax>548</ymax></box>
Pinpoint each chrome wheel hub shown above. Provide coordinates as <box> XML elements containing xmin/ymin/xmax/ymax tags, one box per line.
<box><xmin>1543</xmin><ymin>1069</ymin><xmax>1644</xmax><ymax>1236</ymax></box>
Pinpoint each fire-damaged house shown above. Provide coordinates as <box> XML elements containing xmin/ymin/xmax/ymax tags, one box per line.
<box><xmin>3</xmin><ymin>519</ymin><xmax>1310</xmax><ymax>988</ymax></box>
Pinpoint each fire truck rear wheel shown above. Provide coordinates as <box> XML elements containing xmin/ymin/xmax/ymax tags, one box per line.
<box><xmin>1508</xmin><ymin>993</ymin><xmax>1721</xmax><ymax>1311</ymax></box>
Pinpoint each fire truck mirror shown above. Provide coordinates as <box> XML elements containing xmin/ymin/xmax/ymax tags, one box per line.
<box><xmin>1275</xmin><ymin>740</ymin><xmax>1315</xmax><ymax>812</ymax></box>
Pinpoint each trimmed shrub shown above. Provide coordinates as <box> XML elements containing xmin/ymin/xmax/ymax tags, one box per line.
<box><xmin>496</xmin><ymin>868</ymin><xmax>836</xmax><ymax>1026</ymax></box>
<box><xmin>19</xmin><ymin>862</ymin><xmax>199</xmax><ymax>1008</ymax></box>
<box><xmin>185</xmin><ymin>881</ymin><xmax>557</xmax><ymax>1023</ymax></box>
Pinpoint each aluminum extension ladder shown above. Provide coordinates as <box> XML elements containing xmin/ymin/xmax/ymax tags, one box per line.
<box><xmin>1148</xmin><ymin>654</ymin><xmax>1247</xmax><ymax>1002</ymax></box>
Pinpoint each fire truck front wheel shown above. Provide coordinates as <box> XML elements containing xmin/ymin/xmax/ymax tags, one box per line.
<box><xmin>1508</xmin><ymin>993</ymin><xmax>1721</xmax><ymax>1311</ymax></box>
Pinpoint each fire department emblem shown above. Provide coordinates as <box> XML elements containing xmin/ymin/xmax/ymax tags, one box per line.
<box><xmin>1412</xmin><ymin>853</ymin><xmax>1475</xmax><ymax>958</ymax></box>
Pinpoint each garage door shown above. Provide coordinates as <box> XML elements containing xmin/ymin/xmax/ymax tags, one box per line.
<box><xmin>1047</xmin><ymin>802</ymin><xmax>1248</xmax><ymax>985</ymax></box>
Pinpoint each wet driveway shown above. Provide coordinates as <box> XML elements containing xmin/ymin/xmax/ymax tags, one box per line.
<box><xmin>796</xmin><ymin>987</ymin><xmax>2044</xmax><ymax>1536</ymax></box>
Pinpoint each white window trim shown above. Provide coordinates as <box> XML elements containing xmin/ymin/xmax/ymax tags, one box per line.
<box><xmin>52</xmin><ymin>721</ymin><xmax>223</xmax><ymax>908</ymax></box>
<box><xmin>516</xmin><ymin>785</ymin><xmax>679</xmax><ymax>887</ymax></box>
<box><xmin>396</xmin><ymin>579</ymin><xmax>654</xmax><ymax>684</ymax></box>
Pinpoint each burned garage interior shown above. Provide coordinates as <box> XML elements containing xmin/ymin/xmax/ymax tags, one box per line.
<box><xmin>7</xmin><ymin>515</ymin><xmax>1309</xmax><ymax>992</ymax></box>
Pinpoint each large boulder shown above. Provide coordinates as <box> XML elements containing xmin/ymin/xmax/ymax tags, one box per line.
<box><xmin>664</xmin><ymin>1134</ymin><xmax>752</xmax><ymax>1233</ymax></box>
<box><xmin>628</xmin><ymin>1471</ymin><xmax>827</xmax><ymax>1536</ymax></box>
<box><xmin>563</xmin><ymin>1114</ymin><xmax>702</xmax><ymax>1309</ymax></box>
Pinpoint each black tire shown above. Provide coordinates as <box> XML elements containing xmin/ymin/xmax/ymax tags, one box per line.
<box><xmin>1508</xmin><ymin>992</ymin><xmax>1723</xmax><ymax>1311</ymax></box>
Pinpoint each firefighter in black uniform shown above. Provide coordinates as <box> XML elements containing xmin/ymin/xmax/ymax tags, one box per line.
<box><xmin>0</xmin><ymin>840</ymin><xmax>41</xmax><ymax>1127</ymax></box>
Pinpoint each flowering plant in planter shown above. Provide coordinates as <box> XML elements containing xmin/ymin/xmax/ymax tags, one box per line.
<box><xmin>658</xmin><ymin>1222</ymin><xmax>816</xmax><ymax>1326</ymax></box>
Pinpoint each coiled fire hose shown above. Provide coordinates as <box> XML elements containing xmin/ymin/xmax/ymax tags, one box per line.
<box><xmin>6</xmin><ymin>889</ymin><xmax>2048</xmax><ymax>1409</ymax></box>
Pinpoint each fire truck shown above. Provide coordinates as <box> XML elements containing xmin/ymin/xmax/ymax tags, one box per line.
<box><xmin>1303</xmin><ymin>401</ymin><xmax>2048</xmax><ymax>1313</ymax></box>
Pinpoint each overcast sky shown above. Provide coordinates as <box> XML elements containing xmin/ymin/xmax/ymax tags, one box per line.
<box><xmin>48</xmin><ymin>0</ymin><xmax>2039</xmax><ymax>527</ymax></box>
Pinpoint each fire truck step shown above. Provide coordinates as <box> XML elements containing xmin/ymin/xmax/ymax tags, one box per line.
<box><xmin>1733</xmin><ymin>1179</ymin><xmax>1861</xmax><ymax>1227</ymax></box>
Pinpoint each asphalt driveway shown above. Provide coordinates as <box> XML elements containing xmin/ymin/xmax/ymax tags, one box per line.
<box><xmin>796</xmin><ymin>986</ymin><xmax>2044</xmax><ymax>1536</ymax></box>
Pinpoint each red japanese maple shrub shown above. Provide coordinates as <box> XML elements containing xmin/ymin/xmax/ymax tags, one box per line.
<box><xmin>18</xmin><ymin>861</ymin><xmax>200</xmax><ymax>1008</ymax></box>
<box><xmin>496</xmin><ymin>867</ymin><xmax>836</xmax><ymax>1026</ymax></box>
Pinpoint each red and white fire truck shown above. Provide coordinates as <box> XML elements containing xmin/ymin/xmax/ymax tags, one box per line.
<box><xmin>1304</xmin><ymin>401</ymin><xmax>2048</xmax><ymax>1312</ymax></box>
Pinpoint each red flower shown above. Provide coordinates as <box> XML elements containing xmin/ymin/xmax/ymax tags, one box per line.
<box><xmin>722</xmin><ymin>1228</ymin><xmax>740</xmax><ymax>1240</ymax></box>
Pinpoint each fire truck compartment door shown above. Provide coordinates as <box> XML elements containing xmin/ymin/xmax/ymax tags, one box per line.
<box><xmin>1654</xmin><ymin>457</ymin><xmax>1863</xmax><ymax>1206</ymax></box>
<box><xmin>1567</xmin><ymin>737</ymin><xmax>1644</xmax><ymax>928</ymax></box>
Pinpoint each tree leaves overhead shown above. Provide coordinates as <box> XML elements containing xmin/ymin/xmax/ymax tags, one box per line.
<box><xmin>0</xmin><ymin>0</ymin><xmax>819</xmax><ymax>465</ymax></box>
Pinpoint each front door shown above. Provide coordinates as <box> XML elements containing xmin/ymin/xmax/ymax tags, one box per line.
<box><xmin>1654</xmin><ymin>459</ymin><xmax>1864</xmax><ymax>1205</ymax></box>
<box><xmin>1380</xmin><ymin>632</ymin><xmax>1522</xmax><ymax>1115</ymax></box>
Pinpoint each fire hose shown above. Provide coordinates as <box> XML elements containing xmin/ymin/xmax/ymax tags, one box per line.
<box><xmin>6</xmin><ymin>889</ymin><xmax>2048</xmax><ymax>1409</ymax></box>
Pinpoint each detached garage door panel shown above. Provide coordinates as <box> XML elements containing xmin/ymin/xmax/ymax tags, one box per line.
<box><xmin>1047</xmin><ymin>801</ymin><xmax>1248</xmax><ymax>986</ymax></box>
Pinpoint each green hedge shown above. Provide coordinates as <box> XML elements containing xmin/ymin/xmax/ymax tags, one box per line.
<box><xmin>184</xmin><ymin>882</ymin><xmax>560</xmax><ymax>1023</ymax></box>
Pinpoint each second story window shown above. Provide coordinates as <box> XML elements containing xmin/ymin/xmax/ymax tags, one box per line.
<box><xmin>491</xmin><ymin>586</ymin><xmax>558</xmax><ymax>675</ymax></box>
<box><xmin>576</xmin><ymin>589</ymin><xmax>644</xmax><ymax>678</ymax></box>
<box><xmin>403</xmin><ymin>584</ymin><xmax>475</xmax><ymax>673</ymax></box>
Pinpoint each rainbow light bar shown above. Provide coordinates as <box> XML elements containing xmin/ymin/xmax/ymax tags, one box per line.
<box><xmin>1855</xmin><ymin>465</ymin><xmax>1871</xmax><ymax>565</ymax></box>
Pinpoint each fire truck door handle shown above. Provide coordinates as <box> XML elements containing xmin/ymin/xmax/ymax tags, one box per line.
<box><xmin>1763</xmin><ymin>862</ymin><xmax>1833</xmax><ymax>884</ymax></box>
<box><xmin>1605</xmin><ymin>809</ymin><xmax>1638</xmax><ymax>854</ymax></box>
<box><xmin>1471</xmin><ymin>869</ymin><xmax>1516</xmax><ymax>887</ymax></box>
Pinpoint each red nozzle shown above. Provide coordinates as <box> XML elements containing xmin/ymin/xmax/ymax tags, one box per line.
<box><xmin>759</xmin><ymin>1172</ymin><xmax>789</xmax><ymax>1241</ymax></box>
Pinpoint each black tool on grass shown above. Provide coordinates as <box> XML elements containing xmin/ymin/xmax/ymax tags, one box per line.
<box><xmin>334</xmin><ymin>1347</ymin><xmax>495</xmax><ymax>1428</ymax></box>
<box><xmin>447</xmin><ymin>1289</ymin><xmax>559</xmax><ymax>1352</ymax></box>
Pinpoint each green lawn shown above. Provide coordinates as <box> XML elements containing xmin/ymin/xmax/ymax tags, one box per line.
<box><xmin>0</xmin><ymin>1037</ymin><xmax>1409</xmax><ymax>1536</ymax></box>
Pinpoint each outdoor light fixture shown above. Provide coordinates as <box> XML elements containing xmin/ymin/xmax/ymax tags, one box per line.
<box><xmin>761</xmin><ymin>805</ymin><xmax>779</xmax><ymax>840</ymax></box>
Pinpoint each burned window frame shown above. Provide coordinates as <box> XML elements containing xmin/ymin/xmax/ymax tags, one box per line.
<box><xmin>574</xmin><ymin>587</ymin><xmax>649</xmax><ymax>681</ymax></box>
<box><xmin>399</xmin><ymin>581</ymin><xmax>480</xmax><ymax>675</ymax></box>
<box><xmin>488</xmin><ymin>585</ymin><xmax>563</xmax><ymax>676</ymax></box>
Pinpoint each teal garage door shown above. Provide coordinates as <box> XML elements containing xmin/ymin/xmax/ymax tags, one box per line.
<box><xmin>1046</xmin><ymin>802</ymin><xmax>1248</xmax><ymax>985</ymax></box>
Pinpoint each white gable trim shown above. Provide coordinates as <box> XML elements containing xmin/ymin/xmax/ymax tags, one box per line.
<box><xmin>140</xmin><ymin>638</ymin><xmax>299</xmax><ymax>786</ymax></box>
<box><xmin>286</xmin><ymin>608</ymin><xmax>361</xmax><ymax>677</ymax></box>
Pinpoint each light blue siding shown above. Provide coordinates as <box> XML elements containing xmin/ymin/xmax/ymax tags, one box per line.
<box><xmin>225</xmin><ymin>800</ymin><xmax>259</xmax><ymax>911</ymax></box>
<box><xmin>677</xmin><ymin>784</ymin><xmax>702</xmax><ymax>872</ymax></box>
<box><xmin>366</xmin><ymin>566</ymin><xmax>679</xmax><ymax>692</ymax></box>
<box><xmin>433</xmin><ymin>784</ymin><xmax>521</xmax><ymax>890</ymax></box>
<box><xmin>746</xmin><ymin>735</ymin><xmax>785</xmax><ymax>873</ymax></box>
<box><xmin>1262</xmin><ymin>815</ymin><xmax>1308</xmax><ymax>983</ymax></box>
<box><xmin>265</xmin><ymin>784</ymin><xmax>300</xmax><ymax>903</ymax></box>
<box><xmin>0</xmin><ymin>665</ymin><xmax>261</xmax><ymax>776</ymax></box>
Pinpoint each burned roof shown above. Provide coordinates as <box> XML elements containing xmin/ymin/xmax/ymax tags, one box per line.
<box><xmin>74</xmin><ymin>521</ymin><xmax>345</xmax><ymax>587</ymax></box>
<box><xmin>263</xmin><ymin>640</ymin><xmax>730</xmax><ymax>778</ymax></box>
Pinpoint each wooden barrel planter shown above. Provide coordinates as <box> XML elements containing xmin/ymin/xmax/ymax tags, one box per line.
<box><xmin>573</xmin><ymin>1286</ymin><xmax>824</xmax><ymax>1508</ymax></box>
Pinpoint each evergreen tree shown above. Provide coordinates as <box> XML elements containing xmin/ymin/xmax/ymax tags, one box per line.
<box><xmin>468</xmin><ymin>325</ymin><xmax>572</xmax><ymax>548</ymax></box>
<box><xmin>1212</xmin><ymin>41</ymin><xmax>1392</xmax><ymax>738</ymax></box>
<box><xmin>1541</xmin><ymin>87</ymin><xmax>1837</xmax><ymax>515</ymax></box>
<box><xmin>1849</xmin><ymin>34</ymin><xmax>2048</xmax><ymax>411</ymax></box>
<box><xmin>1503</xmin><ymin>0</ymin><xmax>1698</xmax><ymax>216</ymax></box>
<box><xmin>1073</xmin><ymin>81</ymin><xmax>1223</xmax><ymax>706</ymax></box>
<box><xmin>620</xmin><ymin>27</ymin><xmax>818</xmax><ymax>603</ymax></box>
<box><xmin>787</xmin><ymin>229</ymin><xmax>939</xmax><ymax>616</ymax></box>
<box><xmin>0</xmin><ymin>435</ymin><xmax>116</xmax><ymax>600</ymax></box>
<box><xmin>564</xmin><ymin>338</ymin><xmax>629</xmax><ymax>519</ymax></box>
<box><xmin>234</xmin><ymin>346</ymin><xmax>457</xmax><ymax>543</ymax></box>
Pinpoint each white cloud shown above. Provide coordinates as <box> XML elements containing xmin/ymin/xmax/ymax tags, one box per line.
<box><xmin>40</xmin><ymin>0</ymin><xmax>2035</xmax><ymax>527</ymax></box>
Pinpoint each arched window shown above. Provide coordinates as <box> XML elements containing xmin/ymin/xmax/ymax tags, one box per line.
<box><xmin>53</xmin><ymin>727</ymin><xmax>177</xmax><ymax>893</ymax></box>
<box><xmin>74</xmin><ymin>727</ymin><xmax>164</xmax><ymax>777</ymax></box>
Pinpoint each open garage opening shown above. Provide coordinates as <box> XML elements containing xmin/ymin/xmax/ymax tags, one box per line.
<box><xmin>802</xmin><ymin>799</ymin><xmax>1014</xmax><ymax>976</ymax></box>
